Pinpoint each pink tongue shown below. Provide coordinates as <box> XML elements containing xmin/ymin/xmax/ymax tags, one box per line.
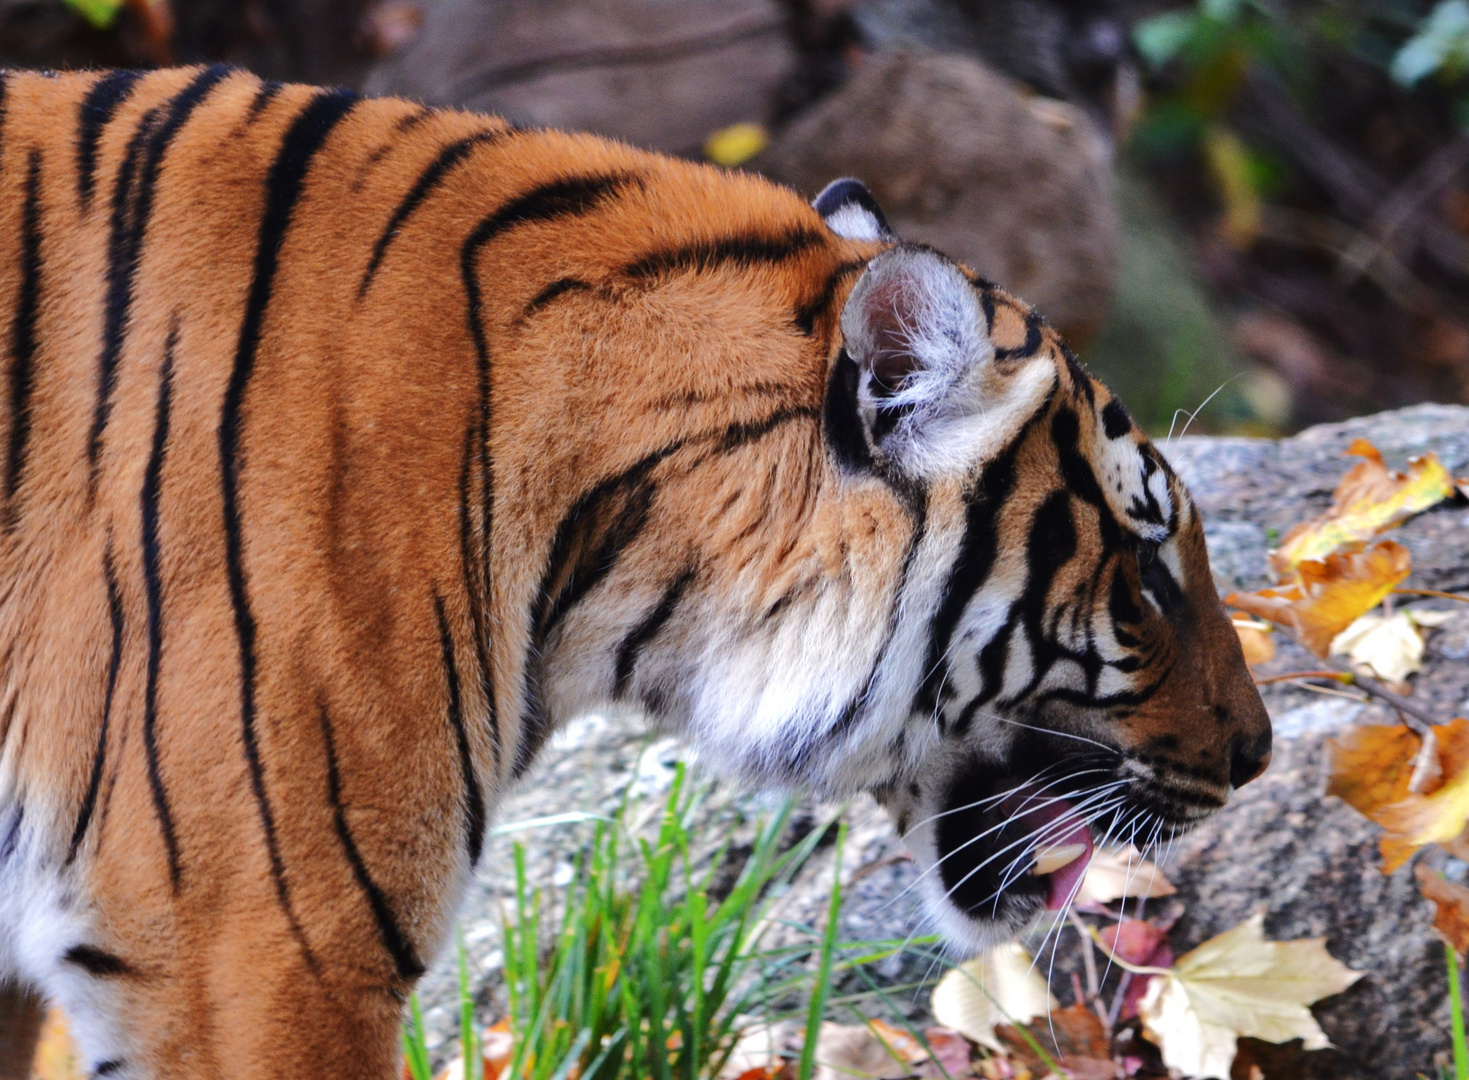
<box><xmin>1041</xmin><ymin>813</ymin><xmax>1094</xmax><ymax>910</ymax></box>
<box><xmin>1001</xmin><ymin>789</ymin><xmax>1096</xmax><ymax>910</ymax></box>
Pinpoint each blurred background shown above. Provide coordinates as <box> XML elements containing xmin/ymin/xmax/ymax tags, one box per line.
<box><xmin>8</xmin><ymin>0</ymin><xmax>1469</xmax><ymax>436</ymax></box>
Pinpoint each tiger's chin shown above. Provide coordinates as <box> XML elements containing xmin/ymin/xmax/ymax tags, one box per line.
<box><xmin>884</xmin><ymin>751</ymin><xmax>1216</xmax><ymax>957</ymax></box>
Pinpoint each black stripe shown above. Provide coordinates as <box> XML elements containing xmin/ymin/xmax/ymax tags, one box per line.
<box><xmin>220</xmin><ymin>87</ymin><xmax>357</xmax><ymax>967</ymax></box>
<box><xmin>88</xmin><ymin>65</ymin><xmax>231</xmax><ymax>481</ymax></box>
<box><xmin>613</xmin><ymin>567</ymin><xmax>696</xmax><ymax>696</ymax></box>
<box><xmin>514</xmin><ymin>407</ymin><xmax>815</xmax><ymax>777</ymax></box>
<box><xmin>0</xmin><ymin>73</ymin><xmax>9</xmax><ymax>162</ymax></box>
<box><xmin>141</xmin><ymin>325</ymin><xmax>180</xmax><ymax>887</ymax></box>
<box><xmin>317</xmin><ymin>704</ymin><xmax>425</xmax><ymax>979</ymax></box>
<box><xmin>4</xmin><ymin>150</ymin><xmax>43</xmax><ymax>528</ymax></box>
<box><xmin>247</xmin><ymin>80</ymin><xmax>283</xmax><ymax>121</ymax></box>
<box><xmin>358</xmin><ymin>130</ymin><xmax>506</xmax><ymax>298</ymax></box>
<box><xmin>76</xmin><ymin>70</ymin><xmax>142</xmax><ymax>211</ymax></box>
<box><xmin>794</xmin><ymin>258</ymin><xmax>866</xmax><ymax>335</ymax></box>
<box><xmin>994</xmin><ymin>309</ymin><xmax>1045</xmax><ymax>361</ymax></box>
<box><xmin>62</xmin><ymin>944</ymin><xmax>132</xmax><ymax>977</ymax></box>
<box><xmin>914</xmin><ymin>438</ymin><xmax>1022</xmax><ymax>716</ymax></box>
<box><xmin>625</xmin><ymin>228</ymin><xmax>824</xmax><ymax>280</ymax></box>
<box><xmin>0</xmin><ymin>804</ymin><xmax>21</xmax><ymax>862</ymax></box>
<box><xmin>435</xmin><ymin>596</ymin><xmax>486</xmax><ymax>865</ymax></box>
<box><xmin>95</xmin><ymin>1062</ymin><xmax>123</xmax><ymax>1076</ymax></box>
<box><xmin>522</xmin><ymin>277</ymin><xmax>590</xmax><ymax>318</ymax></box>
<box><xmin>456</xmin><ymin>422</ymin><xmax>500</xmax><ymax>769</ymax></box>
<box><xmin>822</xmin><ymin>494</ymin><xmax>928</xmax><ymax>750</ymax></box>
<box><xmin>67</xmin><ymin>543</ymin><xmax>125</xmax><ymax>865</ymax></box>
<box><xmin>461</xmin><ymin>171</ymin><xmax>636</xmax><ymax>762</ymax></box>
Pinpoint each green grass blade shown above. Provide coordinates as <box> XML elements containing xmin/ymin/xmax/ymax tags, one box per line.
<box><xmin>798</xmin><ymin>820</ymin><xmax>846</xmax><ymax>1080</ymax></box>
<box><xmin>1449</xmin><ymin>943</ymin><xmax>1468</xmax><ymax>1080</ymax></box>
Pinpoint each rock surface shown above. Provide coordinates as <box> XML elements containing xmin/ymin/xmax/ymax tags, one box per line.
<box><xmin>420</xmin><ymin>404</ymin><xmax>1469</xmax><ymax>1079</ymax></box>
<box><xmin>756</xmin><ymin>49</ymin><xmax>1119</xmax><ymax>341</ymax></box>
<box><xmin>365</xmin><ymin>0</ymin><xmax>797</xmax><ymax>157</ymax></box>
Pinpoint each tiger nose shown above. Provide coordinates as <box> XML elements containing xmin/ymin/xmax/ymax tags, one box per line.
<box><xmin>1229</xmin><ymin>730</ymin><xmax>1273</xmax><ymax>789</ymax></box>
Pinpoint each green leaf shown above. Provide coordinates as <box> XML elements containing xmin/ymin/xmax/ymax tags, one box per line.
<box><xmin>63</xmin><ymin>0</ymin><xmax>125</xmax><ymax>30</ymax></box>
<box><xmin>1134</xmin><ymin>11</ymin><xmax>1201</xmax><ymax>69</ymax></box>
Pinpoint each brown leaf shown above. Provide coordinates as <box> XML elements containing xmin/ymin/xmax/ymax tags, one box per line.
<box><xmin>1225</xmin><ymin>540</ymin><xmax>1412</xmax><ymax>655</ymax></box>
<box><xmin>1414</xmin><ymin>864</ymin><xmax>1469</xmax><ymax>958</ymax></box>
<box><xmin>1231</xmin><ymin>616</ymin><xmax>1276</xmax><ymax>667</ymax></box>
<box><xmin>1328</xmin><ymin>718</ymin><xmax>1469</xmax><ymax>871</ymax></box>
<box><xmin>1269</xmin><ymin>439</ymin><xmax>1455</xmax><ymax>578</ymax></box>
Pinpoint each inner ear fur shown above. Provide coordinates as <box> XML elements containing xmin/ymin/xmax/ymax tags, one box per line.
<box><xmin>837</xmin><ymin>246</ymin><xmax>993</xmax><ymax>464</ymax></box>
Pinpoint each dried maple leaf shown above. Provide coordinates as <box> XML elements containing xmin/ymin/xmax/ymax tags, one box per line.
<box><xmin>1230</xmin><ymin>616</ymin><xmax>1275</xmax><ymax>667</ymax></box>
<box><xmin>1100</xmin><ymin>917</ymin><xmax>1176</xmax><ymax>1021</ymax></box>
<box><xmin>1225</xmin><ymin>540</ymin><xmax>1411</xmax><ymax>656</ymax></box>
<box><xmin>1326</xmin><ymin>718</ymin><xmax>1469</xmax><ymax>871</ymax></box>
<box><xmin>1414</xmin><ymin>864</ymin><xmax>1469</xmax><ymax>958</ymax></box>
<box><xmin>1269</xmin><ymin>439</ymin><xmax>1454</xmax><ymax>578</ymax></box>
<box><xmin>1075</xmin><ymin>845</ymin><xmax>1176</xmax><ymax>909</ymax></box>
<box><xmin>932</xmin><ymin>942</ymin><xmax>1057</xmax><ymax>1052</ymax></box>
<box><xmin>1135</xmin><ymin>912</ymin><xmax>1361</xmax><ymax>1080</ymax></box>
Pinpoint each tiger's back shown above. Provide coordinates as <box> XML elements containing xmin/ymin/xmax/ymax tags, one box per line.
<box><xmin>0</xmin><ymin>65</ymin><xmax>898</xmax><ymax>1076</ymax></box>
<box><xmin>0</xmin><ymin>66</ymin><xmax>1269</xmax><ymax>1080</ymax></box>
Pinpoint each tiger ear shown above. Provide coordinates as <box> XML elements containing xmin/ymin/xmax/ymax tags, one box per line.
<box><xmin>813</xmin><ymin>178</ymin><xmax>892</xmax><ymax>241</ymax></box>
<box><xmin>828</xmin><ymin>246</ymin><xmax>994</xmax><ymax>475</ymax></box>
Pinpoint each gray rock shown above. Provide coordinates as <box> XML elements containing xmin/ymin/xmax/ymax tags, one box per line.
<box><xmin>756</xmin><ymin>49</ymin><xmax>1119</xmax><ymax>342</ymax></box>
<box><xmin>420</xmin><ymin>405</ymin><xmax>1469</xmax><ymax>1079</ymax></box>
<box><xmin>365</xmin><ymin>0</ymin><xmax>796</xmax><ymax>158</ymax></box>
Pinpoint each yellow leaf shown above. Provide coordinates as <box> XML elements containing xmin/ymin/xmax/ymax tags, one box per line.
<box><xmin>32</xmin><ymin>1009</ymin><xmax>85</xmax><ymax>1080</ymax></box>
<box><xmin>1270</xmin><ymin>439</ymin><xmax>1454</xmax><ymax>578</ymax></box>
<box><xmin>1137</xmin><ymin>913</ymin><xmax>1362</xmax><ymax>1080</ymax></box>
<box><xmin>1203</xmin><ymin>126</ymin><xmax>1263</xmax><ymax>248</ymax></box>
<box><xmin>931</xmin><ymin>942</ymin><xmax>1056</xmax><ymax>1052</ymax></box>
<box><xmin>1327</xmin><ymin>718</ymin><xmax>1469</xmax><ymax>872</ymax></box>
<box><xmin>1231</xmin><ymin>615</ymin><xmax>1275</xmax><ymax>667</ymax></box>
<box><xmin>1226</xmin><ymin>540</ymin><xmax>1411</xmax><ymax>656</ymax></box>
<box><xmin>704</xmin><ymin>123</ymin><xmax>768</xmax><ymax>168</ymax></box>
<box><xmin>1075</xmin><ymin>844</ymin><xmax>1177</xmax><ymax>906</ymax></box>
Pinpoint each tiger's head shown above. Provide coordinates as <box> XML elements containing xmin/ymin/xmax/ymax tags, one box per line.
<box><xmin>535</xmin><ymin>173</ymin><xmax>1269</xmax><ymax>955</ymax></box>
<box><xmin>797</xmin><ymin>180</ymin><xmax>1272</xmax><ymax>950</ymax></box>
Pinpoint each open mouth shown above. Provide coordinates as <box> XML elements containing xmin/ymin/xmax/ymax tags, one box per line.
<box><xmin>928</xmin><ymin>760</ymin><xmax>1208</xmax><ymax>929</ymax></box>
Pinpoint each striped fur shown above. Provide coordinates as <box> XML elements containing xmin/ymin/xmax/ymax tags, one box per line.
<box><xmin>0</xmin><ymin>67</ymin><xmax>1268</xmax><ymax>1079</ymax></box>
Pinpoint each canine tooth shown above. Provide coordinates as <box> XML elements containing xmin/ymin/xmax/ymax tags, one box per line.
<box><xmin>1030</xmin><ymin>843</ymin><xmax>1088</xmax><ymax>876</ymax></box>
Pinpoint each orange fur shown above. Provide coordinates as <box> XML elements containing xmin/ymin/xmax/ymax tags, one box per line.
<box><xmin>0</xmin><ymin>67</ymin><xmax>1267</xmax><ymax>1079</ymax></box>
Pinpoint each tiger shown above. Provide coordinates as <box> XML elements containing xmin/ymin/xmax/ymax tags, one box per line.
<box><xmin>0</xmin><ymin>66</ymin><xmax>1270</xmax><ymax>1079</ymax></box>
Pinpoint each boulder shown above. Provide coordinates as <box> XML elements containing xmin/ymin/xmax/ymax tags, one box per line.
<box><xmin>420</xmin><ymin>405</ymin><xmax>1469</xmax><ymax>1079</ymax></box>
<box><xmin>755</xmin><ymin>49</ymin><xmax>1119</xmax><ymax>342</ymax></box>
<box><xmin>364</xmin><ymin>0</ymin><xmax>798</xmax><ymax>157</ymax></box>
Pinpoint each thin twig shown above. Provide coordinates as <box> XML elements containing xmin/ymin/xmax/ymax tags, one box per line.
<box><xmin>1395</xmin><ymin>588</ymin><xmax>1469</xmax><ymax>604</ymax></box>
<box><xmin>1254</xmin><ymin>670</ymin><xmax>1352</xmax><ymax>686</ymax></box>
<box><xmin>1068</xmin><ymin>910</ymin><xmax>1100</xmax><ymax>1001</ymax></box>
<box><xmin>1353</xmin><ymin>672</ymin><xmax>1444</xmax><ymax>735</ymax></box>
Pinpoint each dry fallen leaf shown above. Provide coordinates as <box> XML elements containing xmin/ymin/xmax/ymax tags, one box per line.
<box><xmin>705</xmin><ymin>123</ymin><xmax>769</xmax><ymax>167</ymax></box>
<box><xmin>1327</xmin><ymin>718</ymin><xmax>1469</xmax><ymax>871</ymax></box>
<box><xmin>996</xmin><ymin>1002</ymin><xmax>1114</xmax><ymax>1077</ymax></box>
<box><xmin>32</xmin><ymin>1008</ymin><xmax>85</xmax><ymax>1080</ymax></box>
<box><xmin>1328</xmin><ymin>608</ymin><xmax>1454</xmax><ymax>686</ymax></box>
<box><xmin>1225</xmin><ymin>540</ymin><xmax>1411</xmax><ymax>656</ymax></box>
<box><xmin>812</xmin><ymin>1022</ymin><xmax>914</xmax><ymax>1080</ymax></box>
<box><xmin>1230</xmin><ymin>616</ymin><xmax>1276</xmax><ymax>667</ymax></box>
<box><xmin>1415</xmin><ymin>864</ymin><xmax>1469</xmax><ymax>958</ymax></box>
<box><xmin>1100</xmin><ymin>917</ymin><xmax>1175</xmax><ymax>1021</ymax></box>
<box><xmin>931</xmin><ymin>942</ymin><xmax>1057</xmax><ymax>1052</ymax></box>
<box><xmin>1075</xmin><ymin>844</ymin><xmax>1177</xmax><ymax>907</ymax></box>
<box><xmin>1135</xmin><ymin>912</ymin><xmax>1362</xmax><ymax>1080</ymax></box>
<box><xmin>1269</xmin><ymin>439</ymin><xmax>1455</xmax><ymax>578</ymax></box>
